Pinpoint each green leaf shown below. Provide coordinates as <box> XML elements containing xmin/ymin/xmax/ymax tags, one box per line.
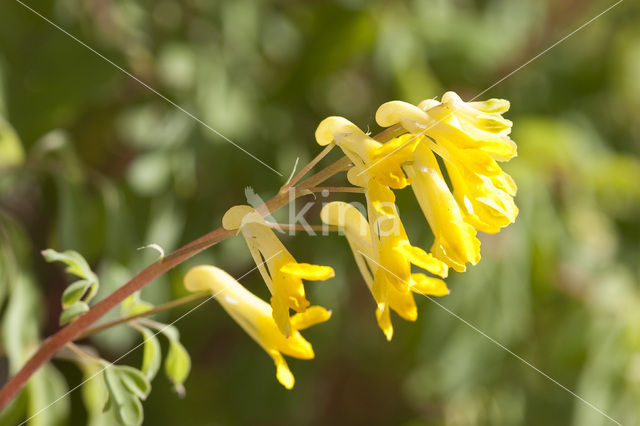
<box><xmin>143</xmin><ymin>322</ymin><xmax>191</xmax><ymax>393</ymax></box>
<box><xmin>136</xmin><ymin>326</ymin><xmax>161</xmax><ymax>380</ymax></box>
<box><xmin>43</xmin><ymin>248</ymin><xmax>100</xmax><ymax>325</ymax></box>
<box><xmin>157</xmin><ymin>323</ymin><xmax>179</xmax><ymax>341</ymax></box>
<box><xmin>2</xmin><ymin>275</ymin><xmax>42</xmax><ymax>372</ymax></box>
<box><xmin>42</xmin><ymin>249</ymin><xmax>99</xmax><ymax>290</ymax></box>
<box><xmin>80</xmin><ymin>362</ymin><xmax>118</xmax><ymax>426</ymax></box>
<box><xmin>59</xmin><ymin>301</ymin><xmax>89</xmax><ymax>325</ymax></box>
<box><xmin>28</xmin><ymin>364</ymin><xmax>69</xmax><ymax>426</ymax></box>
<box><xmin>165</xmin><ymin>339</ymin><xmax>190</xmax><ymax>394</ymax></box>
<box><xmin>61</xmin><ymin>280</ymin><xmax>91</xmax><ymax>308</ymax></box>
<box><xmin>158</xmin><ymin>326</ymin><xmax>191</xmax><ymax>392</ymax></box>
<box><xmin>103</xmin><ymin>366</ymin><xmax>144</xmax><ymax>426</ymax></box>
<box><xmin>117</xmin><ymin>366</ymin><xmax>151</xmax><ymax>400</ymax></box>
<box><xmin>0</xmin><ymin>389</ymin><xmax>27</xmax><ymax>426</ymax></box>
<box><xmin>1</xmin><ymin>273</ymin><xmax>70</xmax><ymax>424</ymax></box>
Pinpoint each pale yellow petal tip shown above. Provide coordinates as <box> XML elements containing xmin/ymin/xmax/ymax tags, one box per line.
<box><xmin>468</xmin><ymin>98</ymin><xmax>510</xmax><ymax>114</ymax></box>
<box><xmin>418</xmin><ymin>98</ymin><xmax>440</xmax><ymax>111</ymax></box>
<box><xmin>184</xmin><ymin>265</ymin><xmax>227</xmax><ymax>293</ymax></box>
<box><xmin>375</xmin><ymin>101</ymin><xmax>423</xmax><ymax>128</ymax></box>
<box><xmin>315</xmin><ymin>116</ymin><xmax>361</xmax><ymax>146</ymax></box>
<box><xmin>222</xmin><ymin>205</ymin><xmax>264</xmax><ymax>230</ymax></box>
<box><xmin>281</xmin><ymin>262</ymin><xmax>335</xmax><ymax>281</ymax></box>
<box><xmin>319</xmin><ymin>201</ymin><xmax>349</xmax><ymax>226</ymax></box>
<box><xmin>346</xmin><ymin>166</ymin><xmax>369</xmax><ymax>188</ymax></box>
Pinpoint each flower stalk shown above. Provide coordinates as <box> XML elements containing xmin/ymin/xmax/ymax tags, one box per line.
<box><xmin>0</xmin><ymin>124</ymin><xmax>404</xmax><ymax>411</ymax></box>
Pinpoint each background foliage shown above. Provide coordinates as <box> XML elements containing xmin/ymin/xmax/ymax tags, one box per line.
<box><xmin>1</xmin><ymin>0</ymin><xmax>640</xmax><ymax>424</ymax></box>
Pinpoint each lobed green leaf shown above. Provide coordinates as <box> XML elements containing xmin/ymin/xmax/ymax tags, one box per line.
<box><xmin>144</xmin><ymin>322</ymin><xmax>191</xmax><ymax>393</ymax></box>
<box><xmin>135</xmin><ymin>326</ymin><xmax>162</xmax><ymax>381</ymax></box>
<box><xmin>42</xmin><ymin>249</ymin><xmax>99</xmax><ymax>286</ymax></box>
<box><xmin>117</xmin><ymin>366</ymin><xmax>152</xmax><ymax>400</ymax></box>
<box><xmin>61</xmin><ymin>280</ymin><xmax>90</xmax><ymax>308</ymax></box>
<box><xmin>59</xmin><ymin>301</ymin><xmax>89</xmax><ymax>325</ymax></box>
<box><xmin>102</xmin><ymin>365</ymin><xmax>146</xmax><ymax>426</ymax></box>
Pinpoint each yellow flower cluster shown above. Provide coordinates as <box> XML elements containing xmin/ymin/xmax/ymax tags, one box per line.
<box><xmin>183</xmin><ymin>92</ymin><xmax>517</xmax><ymax>388</ymax></box>
<box><xmin>317</xmin><ymin>91</ymin><xmax>517</xmax><ymax>336</ymax></box>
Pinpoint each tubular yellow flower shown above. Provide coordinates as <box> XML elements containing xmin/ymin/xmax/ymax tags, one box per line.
<box><xmin>444</xmin><ymin>159</ymin><xmax>519</xmax><ymax>233</ymax></box>
<box><xmin>222</xmin><ymin>205</ymin><xmax>334</xmax><ymax>337</ymax></box>
<box><xmin>365</xmin><ymin>179</ymin><xmax>448</xmax><ymax>291</ymax></box>
<box><xmin>184</xmin><ymin>265</ymin><xmax>331</xmax><ymax>389</ymax></box>
<box><xmin>375</xmin><ymin>92</ymin><xmax>517</xmax><ymax>245</ymax></box>
<box><xmin>315</xmin><ymin>116</ymin><xmax>381</xmax><ymax>169</ymax></box>
<box><xmin>315</xmin><ymin>117</ymin><xmax>418</xmax><ymax>189</ymax></box>
<box><xmin>377</xmin><ymin>92</ymin><xmax>516</xmax><ymax>161</ymax></box>
<box><xmin>321</xmin><ymin>190</ymin><xmax>449</xmax><ymax>340</ymax></box>
<box><xmin>404</xmin><ymin>144</ymin><xmax>481</xmax><ymax>272</ymax></box>
<box><xmin>419</xmin><ymin>132</ymin><xmax>519</xmax><ymax>233</ymax></box>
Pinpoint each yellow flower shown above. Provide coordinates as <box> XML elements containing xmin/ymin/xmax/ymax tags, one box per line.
<box><xmin>377</xmin><ymin>91</ymin><xmax>516</xmax><ymax>161</ymax></box>
<box><xmin>444</xmin><ymin>157</ymin><xmax>518</xmax><ymax>233</ymax></box>
<box><xmin>184</xmin><ymin>265</ymin><xmax>331</xmax><ymax>389</ymax></box>
<box><xmin>365</xmin><ymin>179</ymin><xmax>448</xmax><ymax>291</ymax></box>
<box><xmin>404</xmin><ymin>144</ymin><xmax>482</xmax><ymax>272</ymax></box>
<box><xmin>375</xmin><ymin>92</ymin><xmax>518</xmax><ymax>258</ymax></box>
<box><xmin>375</xmin><ymin>97</ymin><xmax>518</xmax><ymax>232</ymax></box>
<box><xmin>320</xmin><ymin>181</ymin><xmax>449</xmax><ymax>340</ymax></box>
<box><xmin>315</xmin><ymin>117</ymin><xmax>418</xmax><ymax>189</ymax></box>
<box><xmin>222</xmin><ymin>205</ymin><xmax>334</xmax><ymax>337</ymax></box>
<box><xmin>316</xmin><ymin>91</ymin><xmax>517</xmax><ymax>274</ymax></box>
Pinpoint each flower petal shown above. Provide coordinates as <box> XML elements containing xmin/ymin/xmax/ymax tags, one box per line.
<box><xmin>375</xmin><ymin>304</ymin><xmax>393</xmax><ymax>341</ymax></box>
<box><xmin>290</xmin><ymin>306</ymin><xmax>332</xmax><ymax>331</ymax></box>
<box><xmin>387</xmin><ymin>288</ymin><xmax>417</xmax><ymax>322</ymax></box>
<box><xmin>270</xmin><ymin>295</ymin><xmax>292</xmax><ymax>337</ymax></box>
<box><xmin>268</xmin><ymin>350</ymin><xmax>295</xmax><ymax>390</ymax></box>
<box><xmin>280</xmin><ymin>262</ymin><xmax>335</xmax><ymax>281</ymax></box>
<box><xmin>394</xmin><ymin>242</ymin><xmax>449</xmax><ymax>278</ymax></box>
<box><xmin>410</xmin><ymin>273</ymin><xmax>450</xmax><ymax>296</ymax></box>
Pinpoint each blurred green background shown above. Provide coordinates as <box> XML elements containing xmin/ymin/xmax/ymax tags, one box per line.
<box><xmin>2</xmin><ymin>0</ymin><xmax>640</xmax><ymax>425</ymax></box>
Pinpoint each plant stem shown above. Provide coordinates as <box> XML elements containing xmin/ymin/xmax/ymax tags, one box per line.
<box><xmin>66</xmin><ymin>343</ymin><xmax>103</xmax><ymax>364</ymax></box>
<box><xmin>310</xmin><ymin>186</ymin><xmax>365</xmax><ymax>194</ymax></box>
<box><xmin>280</xmin><ymin>143</ymin><xmax>335</xmax><ymax>193</ymax></box>
<box><xmin>77</xmin><ymin>292</ymin><xmax>210</xmax><ymax>340</ymax></box>
<box><xmin>0</xmin><ymin>124</ymin><xmax>403</xmax><ymax>411</ymax></box>
<box><xmin>266</xmin><ymin>223</ymin><xmax>340</xmax><ymax>232</ymax></box>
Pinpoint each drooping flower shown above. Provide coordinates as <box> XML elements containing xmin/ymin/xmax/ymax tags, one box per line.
<box><xmin>320</xmin><ymin>181</ymin><xmax>449</xmax><ymax>340</ymax></box>
<box><xmin>376</xmin><ymin>91</ymin><xmax>517</xmax><ymax>161</ymax></box>
<box><xmin>364</xmin><ymin>179</ymin><xmax>449</xmax><ymax>291</ymax></box>
<box><xmin>403</xmin><ymin>144</ymin><xmax>482</xmax><ymax>272</ymax></box>
<box><xmin>315</xmin><ymin>117</ymin><xmax>419</xmax><ymax>189</ymax></box>
<box><xmin>184</xmin><ymin>265</ymin><xmax>330</xmax><ymax>389</ymax></box>
<box><xmin>222</xmin><ymin>205</ymin><xmax>334</xmax><ymax>337</ymax></box>
<box><xmin>375</xmin><ymin>94</ymin><xmax>518</xmax><ymax>235</ymax></box>
<box><xmin>315</xmin><ymin>107</ymin><xmax>484</xmax><ymax>272</ymax></box>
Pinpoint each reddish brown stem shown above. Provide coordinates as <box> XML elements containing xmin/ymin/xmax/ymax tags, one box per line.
<box><xmin>77</xmin><ymin>292</ymin><xmax>210</xmax><ymax>340</ymax></box>
<box><xmin>0</xmin><ymin>158</ymin><xmax>344</xmax><ymax>411</ymax></box>
<box><xmin>0</xmin><ymin>124</ymin><xmax>402</xmax><ymax>411</ymax></box>
<box><xmin>0</xmin><ymin>227</ymin><xmax>230</xmax><ymax>410</ymax></box>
